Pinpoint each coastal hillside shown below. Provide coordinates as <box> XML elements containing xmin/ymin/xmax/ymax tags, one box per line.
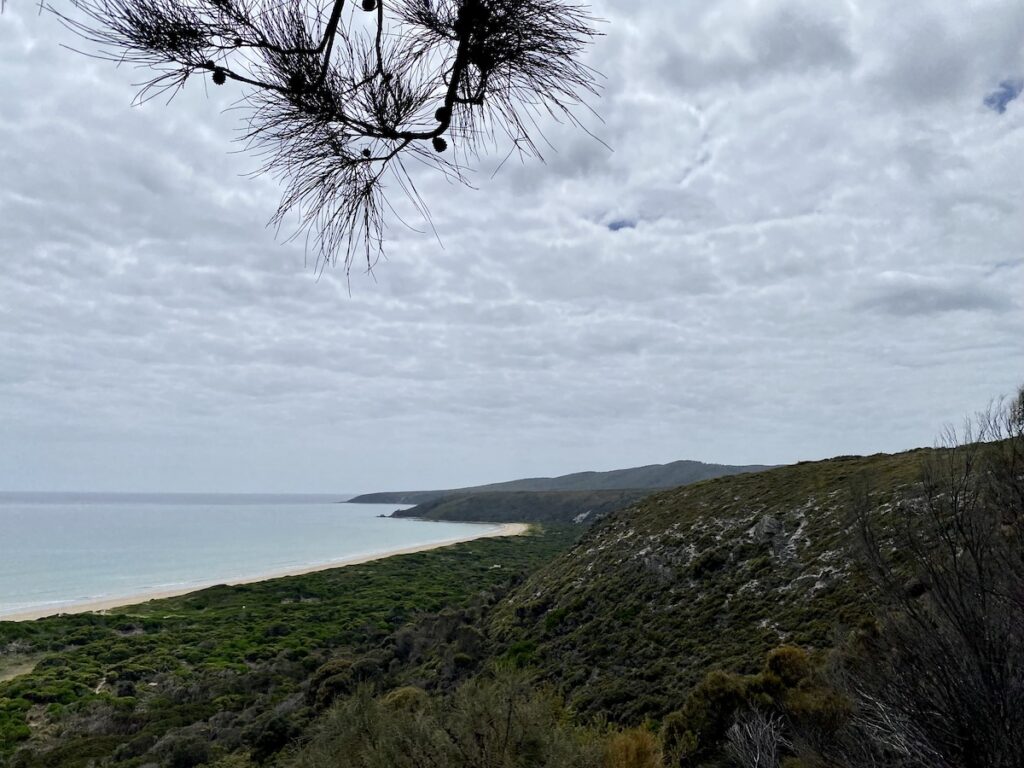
<box><xmin>390</xmin><ymin>489</ymin><xmax>653</xmax><ymax>525</ymax></box>
<box><xmin>488</xmin><ymin>449</ymin><xmax>933</xmax><ymax>722</ymax></box>
<box><xmin>348</xmin><ymin>459</ymin><xmax>773</xmax><ymax>505</ymax></box>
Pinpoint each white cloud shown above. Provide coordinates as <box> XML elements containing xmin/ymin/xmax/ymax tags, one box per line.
<box><xmin>0</xmin><ymin>0</ymin><xmax>1022</xmax><ymax>492</ymax></box>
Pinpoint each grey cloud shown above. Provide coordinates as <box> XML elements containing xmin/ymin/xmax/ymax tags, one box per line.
<box><xmin>856</xmin><ymin>275</ymin><xmax>1016</xmax><ymax>317</ymax></box>
<box><xmin>863</xmin><ymin>3</ymin><xmax>1024</xmax><ymax>106</ymax></box>
<box><xmin>1</xmin><ymin>1</ymin><xmax>1023</xmax><ymax>492</ymax></box>
<box><xmin>868</xmin><ymin>14</ymin><xmax>973</xmax><ymax>103</ymax></box>
<box><xmin>653</xmin><ymin>1</ymin><xmax>855</xmax><ymax>93</ymax></box>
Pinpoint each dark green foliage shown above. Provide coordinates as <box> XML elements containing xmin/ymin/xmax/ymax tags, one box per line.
<box><xmin>667</xmin><ymin>670</ymin><xmax>749</xmax><ymax>763</ymax></box>
<box><xmin>159</xmin><ymin>732</ymin><xmax>213</xmax><ymax>768</ymax></box>
<box><xmin>765</xmin><ymin>646</ymin><xmax>810</xmax><ymax>688</ymax></box>
<box><xmin>307</xmin><ymin>657</ymin><xmax>354</xmax><ymax>710</ymax></box>
<box><xmin>394</xmin><ymin>489</ymin><xmax>653</xmax><ymax>525</ymax></box>
<box><xmin>0</xmin><ymin>527</ymin><xmax>578</xmax><ymax>766</ymax></box>
<box><xmin>688</xmin><ymin>548</ymin><xmax>727</xmax><ymax>579</ymax></box>
<box><xmin>245</xmin><ymin>711</ymin><xmax>301</xmax><ymax>764</ymax></box>
<box><xmin>503</xmin><ymin>640</ymin><xmax>537</xmax><ymax>668</ymax></box>
<box><xmin>659</xmin><ymin>646</ymin><xmax>848</xmax><ymax>766</ymax></box>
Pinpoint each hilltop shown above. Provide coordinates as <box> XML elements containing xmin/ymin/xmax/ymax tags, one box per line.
<box><xmin>347</xmin><ymin>459</ymin><xmax>773</xmax><ymax>505</ymax></box>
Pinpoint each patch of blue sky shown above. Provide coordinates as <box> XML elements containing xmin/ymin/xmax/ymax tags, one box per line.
<box><xmin>607</xmin><ymin>219</ymin><xmax>637</xmax><ymax>231</ymax></box>
<box><xmin>984</xmin><ymin>78</ymin><xmax>1023</xmax><ymax>114</ymax></box>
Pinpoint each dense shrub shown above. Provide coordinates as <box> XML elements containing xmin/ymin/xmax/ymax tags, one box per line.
<box><xmin>155</xmin><ymin>731</ymin><xmax>213</xmax><ymax>768</ymax></box>
<box><xmin>381</xmin><ymin>686</ymin><xmax>430</xmax><ymax>713</ymax></box>
<box><xmin>764</xmin><ymin>646</ymin><xmax>809</xmax><ymax>688</ymax></box>
<box><xmin>602</xmin><ymin>728</ymin><xmax>661</xmax><ymax>768</ymax></box>
<box><xmin>288</xmin><ymin>673</ymin><xmax>604</xmax><ymax>768</ymax></box>
<box><xmin>245</xmin><ymin>711</ymin><xmax>303</xmax><ymax>764</ymax></box>
<box><xmin>675</xmin><ymin>670</ymin><xmax>748</xmax><ymax>757</ymax></box>
<box><xmin>659</xmin><ymin>646</ymin><xmax>855</xmax><ymax>766</ymax></box>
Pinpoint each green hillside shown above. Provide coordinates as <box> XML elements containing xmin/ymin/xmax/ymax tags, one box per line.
<box><xmin>391</xmin><ymin>489</ymin><xmax>653</xmax><ymax>525</ymax></box>
<box><xmin>348</xmin><ymin>459</ymin><xmax>773</xmax><ymax>505</ymax></box>
<box><xmin>488</xmin><ymin>449</ymin><xmax>933</xmax><ymax>722</ymax></box>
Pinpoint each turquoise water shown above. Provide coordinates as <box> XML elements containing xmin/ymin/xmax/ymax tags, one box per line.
<box><xmin>0</xmin><ymin>493</ymin><xmax>499</xmax><ymax>618</ymax></box>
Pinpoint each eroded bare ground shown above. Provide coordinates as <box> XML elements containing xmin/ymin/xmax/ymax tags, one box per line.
<box><xmin>0</xmin><ymin>655</ymin><xmax>43</xmax><ymax>683</ymax></box>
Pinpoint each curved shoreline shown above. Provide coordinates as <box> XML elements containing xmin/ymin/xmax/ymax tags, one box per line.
<box><xmin>1</xmin><ymin>522</ymin><xmax>529</xmax><ymax>622</ymax></box>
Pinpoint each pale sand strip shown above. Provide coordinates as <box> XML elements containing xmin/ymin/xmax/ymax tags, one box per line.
<box><xmin>2</xmin><ymin>522</ymin><xmax>530</xmax><ymax>622</ymax></box>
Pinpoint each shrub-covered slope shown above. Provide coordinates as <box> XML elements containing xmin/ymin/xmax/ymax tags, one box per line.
<box><xmin>489</xmin><ymin>449</ymin><xmax>933</xmax><ymax>722</ymax></box>
<box><xmin>391</xmin><ymin>489</ymin><xmax>652</xmax><ymax>525</ymax></box>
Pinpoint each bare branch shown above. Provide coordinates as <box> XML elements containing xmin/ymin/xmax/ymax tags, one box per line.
<box><xmin>726</xmin><ymin>708</ymin><xmax>789</xmax><ymax>768</ymax></box>
<box><xmin>838</xmin><ymin>390</ymin><xmax>1024</xmax><ymax>768</ymax></box>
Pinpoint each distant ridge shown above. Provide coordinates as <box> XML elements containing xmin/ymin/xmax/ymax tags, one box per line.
<box><xmin>391</xmin><ymin>489</ymin><xmax>654</xmax><ymax>525</ymax></box>
<box><xmin>348</xmin><ymin>459</ymin><xmax>774</xmax><ymax>505</ymax></box>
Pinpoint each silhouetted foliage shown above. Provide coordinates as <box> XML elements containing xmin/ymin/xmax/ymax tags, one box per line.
<box><xmin>829</xmin><ymin>389</ymin><xmax>1024</xmax><ymax>768</ymax></box>
<box><xmin>725</xmin><ymin>708</ymin><xmax>788</xmax><ymax>768</ymax></box>
<box><xmin>51</xmin><ymin>0</ymin><xmax>601</xmax><ymax>273</ymax></box>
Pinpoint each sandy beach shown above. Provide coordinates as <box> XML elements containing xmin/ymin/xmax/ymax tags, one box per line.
<box><xmin>3</xmin><ymin>522</ymin><xmax>529</xmax><ymax>622</ymax></box>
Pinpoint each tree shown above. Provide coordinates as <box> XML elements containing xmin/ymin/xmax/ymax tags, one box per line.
<box><xmin>51</xmin><ymin>0</ymin><xmax>601</xmax><ymax>273</ymax></box>
<box><xmin>832</xmin><ymin>388</ymin><xmax>1024</xmax><ymax>768</ymax></box>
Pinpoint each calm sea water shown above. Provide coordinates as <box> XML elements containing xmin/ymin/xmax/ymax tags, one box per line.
<box><xmin>0</xmin><ymin>493</ymin><xmax>499</xmax><ymax>618</ymax></box>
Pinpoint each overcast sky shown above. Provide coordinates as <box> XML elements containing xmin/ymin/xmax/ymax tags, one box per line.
<box><xmin>1</xmin><ymin>0</ymin><xmax>1022</xmax><ymax>493</ymax></box>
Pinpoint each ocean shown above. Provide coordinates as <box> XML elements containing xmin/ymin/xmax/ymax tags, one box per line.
<box><xmin>0</xmin><ymin>493</ymin><xmax>501</xmax><ymax>619</ymax></box>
